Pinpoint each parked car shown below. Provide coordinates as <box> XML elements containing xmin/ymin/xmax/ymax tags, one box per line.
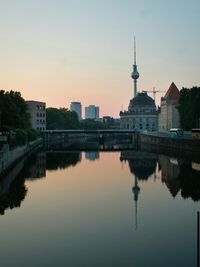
<box><xmin>169</xmin><ymin>128</ymin><xmax>183</xmax><ymax>137</ymax></box>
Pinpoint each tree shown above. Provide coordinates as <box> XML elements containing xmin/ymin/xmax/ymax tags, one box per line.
<box><xmin>46</xmin><ymin>108</ymin><xmax>79</xmax><ymax>129</ymax></box>
<box><xmin>0</xmin><ymin>90</ymin><xmax>31</xmax><ymax>129</ymax></box>
<box><xmin>80</xmin><ymin>119</ymin><xmax>107</xmax><ymax>129</ymax></box>
<box><xmin>177</xmin><ymin>87</ymin><xmax>200</xmax><ymax>130</ymax></box>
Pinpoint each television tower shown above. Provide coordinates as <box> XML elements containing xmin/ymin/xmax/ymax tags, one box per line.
<box><xmin>131</xmin><ymin>36</ymin><xmax>140</xmax><ymax>97</ymax></box>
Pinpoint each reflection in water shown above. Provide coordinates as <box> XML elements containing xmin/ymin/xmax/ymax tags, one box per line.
<box><xmin>0</xmin><ymin>151</ymin><xmax>82</xmax><ymax>214</ymax></box>
<box><xmin>159</xmin><ymin>155</ymin><xmax>181</xmax><ymax>197</ymax></box>
<box><xmin>121</xmin><ymin>151</ymin><xmax>157</xmax><ymax>181</ymax></box>
<box><xmin>0</xmin><ymin>158</ymin><xmax>28</xmax><ymax>215</ymax></box>
<box><xmin>159</xmin><ymin>155</ymin><xmax>200</xmax><ymax>201</ymax></box>
<box><xmin>26</xmin><ymin>152</ymin><xmax>46</xmax><ymax>180</ymax></box>
<box><xmin>1</xmin><ymin>149</ymin><xmax>200</xmax><ymax>219</ymax></box>
<box><xmin>46</xmin><ymin>152</ymin><xmax>81</xmax><ymax>170</ymax></box>
<box><xmin>120</xmin><ymin>151</ymin><xmax>157</xmax><ymax>230</ymax></box>
<box><xmin>179</xmin><ymin>162</ymin><xmax>200</xmax><ymax>201</ymax></box>
<box><xmin>132</xmin><ymin>175</ymin><xmax>140</xmax><ymax>230</ymax></box>
<box><xmin>85</xmin><ymin>151</ymin><xmax>99</xmax><ymax>161</ymax></box>
<box><xmin>0</xmin><ymin>150</ymin><xmax>200</xmax><ymax>266</ymax></box>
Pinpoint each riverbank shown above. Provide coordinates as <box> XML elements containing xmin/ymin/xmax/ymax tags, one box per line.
<box><xmin>0</xmin><ymin>138</ymin><xmax>43</xmax><ymax>177</ymax></box>
<box><xmin>139</xmin><ymin>132</ymin><xmax>200</xmax><ymax>153</ymax></box>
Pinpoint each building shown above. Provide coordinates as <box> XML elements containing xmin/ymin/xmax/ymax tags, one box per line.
<box><xmin>85</xmin><ymin>105</ymin><xmax>99</xmax><ymax>120</ymax></box>
<box><xmin>158</xmin><ymin>82</ymin><xmax>180</xmax><ymax>131</ymax></box>
<box><xmin>120</xmin><ymin>92</ymin><xmax>158</xmax><ymax>130</ymax></box>
<box><xmin>26</xmin><ymin>101</ymin><xmax>46</xmax><ymax>131</ymax></box>
<box><xmin>85</xmin><ymin>151</ymin><xmax>99</xmax><ymax>161</ymax></box>
<box><xmin>120</xmin><ymin>38</ymin><xmax>158</xmax><ymax>131</ymax></box>
<box><xmin>70</xmin><ymin>102</ymin><xmax>82</xmax><ymax>120</ymax></box>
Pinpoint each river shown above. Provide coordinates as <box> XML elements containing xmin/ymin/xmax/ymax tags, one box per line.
<box><xmin>0</xmin><ymin>150</ymin><xmax>199</xmax><ymax>267</ymax></box>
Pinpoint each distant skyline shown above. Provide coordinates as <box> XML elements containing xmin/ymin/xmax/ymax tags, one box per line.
<box><xmin>0</xmin><ymin>0</ymin><xmax>199</xmax><ymax>117</ymax></box>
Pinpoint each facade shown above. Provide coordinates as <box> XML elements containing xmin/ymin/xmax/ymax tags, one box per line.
<box><xmin>120</xmin><ymin>38</ymin><xmax>158</xmax><ymax>131</ymax></box>
<box><xmin>120</xmin><ymin>92</ymin><xmax>158</xmax><ymax>130</ymax></box>
<box><xmin>158</xmin><ymin>82</ymin><xmax>180</xmax><ymax>131</ymax></box>
<box><xmin>85</xmin><ymin>105</ymin><xmax>99</xmax><ymax>120</ymax></box>
<box><xmin>26</xmin><ymin>101</ymin><xmax>46</xmax><ymax>131</ymax></box>
<box><xmin>70</xmin><ymin>102</ymin><xmax>82</xmax><ymax>120</ymax></box>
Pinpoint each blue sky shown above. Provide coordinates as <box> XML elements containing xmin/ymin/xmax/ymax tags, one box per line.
<box><xmin>0</xmin><ymin>0</ymin><xmax>199</xmax><ymax>117</ymax></box>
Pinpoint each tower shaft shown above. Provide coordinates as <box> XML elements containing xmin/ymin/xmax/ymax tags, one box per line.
<box><xmin>134</xmin><ymin>79</ymin><xmax>137</xmax><ymax>98</ymax></box>
<box><xmin>131</xmin><ymin>37</ymin><xmax>139</xmax><ymax>97</ymax></box>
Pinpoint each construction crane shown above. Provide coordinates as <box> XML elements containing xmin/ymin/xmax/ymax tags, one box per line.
<box><xmin>143</xmin><ymin>87</ymin><xmax>164</xmax><ymax>101</ymax></box>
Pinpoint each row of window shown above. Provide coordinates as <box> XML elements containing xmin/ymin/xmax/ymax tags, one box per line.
<box><xmin>129</xmin><ymin>108</ymin><xmax>156</xmax><ymax>113</ymax></box>
<box><xmin>36</xmin><ymin>119</ymin><xmax>46</xmax><ymax>124</ymax></box>
<box><xmin>125</xmin><ymin>123</ymin><xmax>156</xmax><ymax>130</ymax></box>
<box><xmin>36</xmin><ymin>127</ymin><xmax>45</xmax><ymax>131</ymax></box>
<box><xmin>123</xmin><ymin>118</ymin><xmax>157</xmax><ymax>123</ymax></box>
<box><xmin>36</xmin><ymin>113</ymin><xmax>45</xmax><ymax>117</ymax></box>
<box><xmin>36</xmin><ymin>105</ymin><xmax>45</xmax><ymax>110</ymax></box>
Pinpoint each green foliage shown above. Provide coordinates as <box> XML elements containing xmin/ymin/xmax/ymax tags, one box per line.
<box><xmin>177</xmin><ymin>87</ymin><xmax>200</xmax><ymax>130</ymax></box>
<box><xmin>46</xmin><ymin>108</ymin><xmax>108</xmax><ymax>130</ymax></box>
<box><xmin>46</xmin><ymin>108</ymin><xmax>79</xmax><ymax>129</ymax></box>
<box><xmin>0</xmin><ymin>90</ymin><xmax>31</xmax><ymax>129</ymax></box>
<box><xmin>15</xmin><ymin>129</ymin><xmax>28</xmax><ymax>145</ymax></box>
<box><xmin>26</xmin><ymin>128</ymin><xmax>40</xmax><ymax>141</ymax></box>
<box><xmin>80</xmin><ymin>119</ymin><xmax>107</xmax><ymax>129</ymax></box>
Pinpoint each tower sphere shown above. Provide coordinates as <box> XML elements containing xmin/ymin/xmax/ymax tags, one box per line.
<box><xmin>131</xmin><ymin>69</ymin><xmax>140</xmax><ymax>79</ymax></box>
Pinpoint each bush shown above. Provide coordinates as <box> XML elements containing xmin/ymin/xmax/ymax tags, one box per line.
<box><xmin>26</xmin><ymin>128</ymin><xmax>39</xmax><ymax>141</ymax></box>
<box><xmin>15</xmin><ymin>129</ymin><xmax>28</xmax><ymax>145</ymax></box>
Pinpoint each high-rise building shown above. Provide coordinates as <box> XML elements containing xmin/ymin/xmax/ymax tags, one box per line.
<box><xmin>85</xmin><ymin>105</ymin><xmax>99</xmax><ymax>120</ymax></box>
<box><xmin>26</xmin><ymin>101</ymin><xmax>46</xmax><ymax>131</ymax></box>
<box><xmin>70</xmin><ymin>102</ymin><xmax>82</xmax><ymax>120</ymax></box>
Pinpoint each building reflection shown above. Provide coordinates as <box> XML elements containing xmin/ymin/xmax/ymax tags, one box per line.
<box><xmin>85</xmin><ymin>151</ymin><xmax>99</xmax><ymax>161</ymax></box>
<box><xmin>26</xmin><ymin>152</ymin><xmax>46</xmax><ymax>180</ymax></box>
<box><xmin>120</xmin><ymin>151</ymin><xmax>158</xmax><ymax>230</ymax></box>
<box><xmin>158</xmin><ymin>155</ymin><xmax>181</xmax><ymax>197</ymax></box>
<box><xmin>158</xmin><ymin>155</ymin><xmax>200</xmax><ymax>201</ymax></box>
<box><xmin>120</xmin><ymin>151</ymin><xmax>158</xmax><ymax>180</ymax></box>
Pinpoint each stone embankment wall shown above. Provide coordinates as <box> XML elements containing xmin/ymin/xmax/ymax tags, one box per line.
<box><xmin>139</xmin><ymin>133</ymin><xmax>200</xmax><ymax>153</ymax></box>
<box><xmin>0</xmin><ymin>139</ymin><xmax>42</xmax><ymax>176</ymax></box>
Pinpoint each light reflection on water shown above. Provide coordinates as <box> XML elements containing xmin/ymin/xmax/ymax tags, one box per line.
<box><xmin>0</xmin><ymin>150</ymin><xmax>199</xmax><ymax>267</ymax></box>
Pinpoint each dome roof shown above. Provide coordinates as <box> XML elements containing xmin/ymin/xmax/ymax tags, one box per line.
<box><xmin>129</xmin><ymin>92</ymin><xmax>155</xmax><ymax>107</ymax></box>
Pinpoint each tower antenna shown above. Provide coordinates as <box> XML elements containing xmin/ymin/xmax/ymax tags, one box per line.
<box><xmin>134</xmin><ymin>36</ymin><xmax>136</xmax><ymax>65</ymax></box>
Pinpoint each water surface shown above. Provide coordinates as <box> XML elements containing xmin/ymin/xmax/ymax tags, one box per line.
<box><xmin>0</xmin><ymin>150</ymin><xmax>199</xmax><ymax>267</ymax></box>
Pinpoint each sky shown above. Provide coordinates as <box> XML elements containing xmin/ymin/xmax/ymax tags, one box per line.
<box><xmin>0</xmin><ymin>0</ymin><xmax>199</xmax><ymax>117</ymax></box>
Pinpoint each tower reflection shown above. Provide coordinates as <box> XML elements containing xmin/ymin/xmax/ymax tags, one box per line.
<box><xmin>120</xmin><ymin>151</ymin><xmax>157</xmax><ymax>229</ymax></box>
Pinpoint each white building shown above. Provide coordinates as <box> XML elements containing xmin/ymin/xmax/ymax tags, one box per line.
<box><xmin>158</xmin><ymin>82</ymin><xmax>180</xmax><ymax>131</ymax></box>
<box><xmin>85</xmin><ymin>105</ymin><xmax>99</xmax><ymax>120</ymax></box>
<box><xmin>70</xmin><ymin>102</ymin><xmax>82</xmax><ymax>120</ymax></box>
<box><xmin>26</xmin><ymin>101</ymin><xmax>46</xmax><ymax>131</ymax></box>
<box><xmin>120</xmin><ymin>92</ymin><xmax>158</xmax><ymax>131</ymax></box>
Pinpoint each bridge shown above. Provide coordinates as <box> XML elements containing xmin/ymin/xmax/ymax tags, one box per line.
<box><xmin>42</xmin><ymin>129</ymin><xmax>136</xmax><ymax>134</ymax></box>
<box><xmin>42</xmin><ymin>129</ymin><xmax>137</xmax><ymax>150</ymax></box>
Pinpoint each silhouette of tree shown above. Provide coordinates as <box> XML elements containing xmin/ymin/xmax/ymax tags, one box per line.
<box><xmin>178</xmin><ymin>163</ymin><xmax>200</xmax><ymax>201</ymax></box>
<box><xmin>46</xmin><ymin>108</ymin><xmax>79</xmax><ymax>129</ymax></box>
<box><xmin>46</xmin><ymin>152</ymin><xmax>81</xmax><ymax>170</ymax></box>
<box><xmin>178</xmin><ymin>87</ymin><xmax>200</xmax><ymax>130</ymax></box>
<box><xmin>0</xmin><ymin>90</ymin><xmax>31</xmax><ymax>129</ymax></box>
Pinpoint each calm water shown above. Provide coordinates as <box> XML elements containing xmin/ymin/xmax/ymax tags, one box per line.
<box><xmin>0</xmin><ymin>150</ymin><xmax>200</xmax><ymax>267</ymax></box>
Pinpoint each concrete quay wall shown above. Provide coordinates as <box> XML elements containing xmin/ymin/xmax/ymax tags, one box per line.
<box><xmin>139</xmin><ymin>133</ymin><xmax>200</xmax><ymax>153</ymax></box>
<box><xmin>0</xmin><ymin>139</ymin><xmax>42</xmax><ymax>177</ymax></box>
